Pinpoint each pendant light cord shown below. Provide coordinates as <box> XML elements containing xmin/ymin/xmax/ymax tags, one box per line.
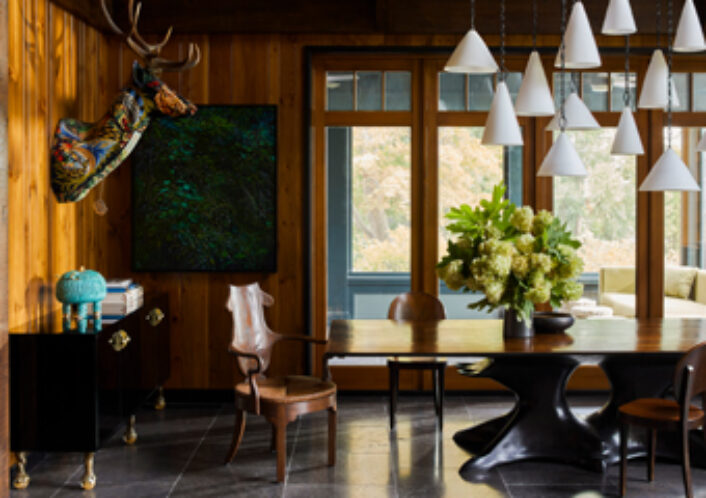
<box><xmin>624</xmin><ymin>35</ymin><xmax>631</xmax><ymax>107</ymax></box>
<box><xmin>667</xmin><ymin>0</ymin><xmax>673</xmax><ymax>148</ymax></box>
<box><xmin>559</xmin><ymin>0</ymin><xmax>567</xmax><ymax>131</ymax></box>
<box><xmin>470</xmin><ymin>0</ymin><xmax>476</xmax><ymax>30</ymax></box>
<box><xmin>656</xmin><ymin>0</ymin><xmax>662</xmax><ymax>48</ymax></box>
<box><xmin>532</xmin><ymin>0</ymin><xmax>537</xmax><ymax>49</ymax></box>
<box><xmin>500</xmin><ymin>0</ymin><xmax>506</xmax><ymax>81</ymax></box>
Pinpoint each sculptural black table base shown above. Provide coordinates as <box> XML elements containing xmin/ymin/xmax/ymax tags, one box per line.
<box><xmin>455</xmin><ymin>355</ymin><xmax>607</xmax><ymax>476</ymax></box>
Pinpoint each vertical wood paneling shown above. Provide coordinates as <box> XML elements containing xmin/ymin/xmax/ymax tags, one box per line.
<box><xmin>9</xmin><ymin>1</ymin><xmax>108</xmax><ymax>330</ymax></box>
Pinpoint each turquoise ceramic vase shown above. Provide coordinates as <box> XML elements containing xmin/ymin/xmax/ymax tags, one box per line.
<box><xmin>56</xmin><ymin>267</ymin><xmax>107</xmax><ymax>332</ymax></box>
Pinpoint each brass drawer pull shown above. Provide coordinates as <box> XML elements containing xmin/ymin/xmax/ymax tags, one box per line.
<box><xmin>109</xmin><ymin>330</ymin><xmax>131</xmax><ymax>352</ymax></box>
<box><xmin>146</xmin><ymin>308</ymin><xmax>165</xmax><ymax>327</ymax></box>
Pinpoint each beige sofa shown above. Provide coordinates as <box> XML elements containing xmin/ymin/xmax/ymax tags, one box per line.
<box><xmin>599</xmin><ymin>265</ymin><xmax>706</xmax><ymax>318</ymax></box>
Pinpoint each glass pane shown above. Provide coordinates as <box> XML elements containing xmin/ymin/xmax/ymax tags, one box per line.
<box><xmin>468</xmin><ymin>74</ymin><xmax>494</xmax><ymax>111</ymax></box>
<box><xmin>553</xmin><ymin>72</ymin><xmax>580</xmax><ymax>109</ymax></box>
<box><xmin>692</xmin><ymin>74</ymin><xmax>706</xmax><ymax>111</ymax></box>
<box><xmin>610</xmin><ymin>72</ymin><xmax>637</xmax><ymax>111</ymax></box>
<box><xmin>663</xmin><ymin>127</ymin><xmax>703</xmax><ymax>319</ymax></box>
<box><xmin>385</xmin><ymin>71</ymin><xmax>411</xmax><ymax>111</ymax></box>
<box><xmin>553</xmin><ymin>129</ymin><xmax>636</xmax><ymax>315</ymax></box>
<box><xmin>357</xmin><ymin>71</ymin><xmax>382</xmax><ymax>111</ymax></box>
<box><xmin>351</xmin><ymin>127</ymin><xmax>411</xmax><ymax>272</ymax></box>
<box><xmin>505</xmin><ymin>72</ymin><xmax>523</xmax><ymax>104</ymax></box>
<box><xmin>326</xmin><ymin>71</ymin><xmax>354</xmax><ymax>110</ymax></box>
<box><xmin>582</xmin><ymin>73</ymin><xmax>609</xmax><ymax>112</ymax></box>
<box><xmin>439</xmin><ymin>73</ymin><xmax>465</xmax><ymax>111</ymax></box>
<box><xmin>672</xmin><ymin>73</ymin><xmax>690</xmax><ymax>112</ymax></box>
<box><xmin>437</xmin><ymin>127</ymin><xmax>520</xmax><ymax>319</ymax></box>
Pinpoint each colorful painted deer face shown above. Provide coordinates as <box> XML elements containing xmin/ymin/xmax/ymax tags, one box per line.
<box><xmin>49</xmin><ymin>0</ymin><xmax>200</xmax><ymax>204</ymax></box>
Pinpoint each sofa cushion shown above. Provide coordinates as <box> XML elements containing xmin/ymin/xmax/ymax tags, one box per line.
<box><xmin>665</xmin><ymin>266</ymin><xmax>698</xmax><ymax>299</ymax></box>
<box><xmin>600</xmin><ymin>266</ymin><xmax>636</xmax><ymax>294</ymax></box>
<box><xmin>600</xmin><ymin>292</ymin><xmax>706</xmax><ymax>318</ymax></box>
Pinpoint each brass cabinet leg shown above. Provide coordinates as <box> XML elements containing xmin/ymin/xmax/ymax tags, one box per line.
<box><xmin>81</xmin><ymin>452</ymin><xmax>96</xmax><ymax>491</ymax></box>
<box><xmin>154</xmin><ymin>386</ymin><xmax>166</xmax><ymax>411</ymax></box>
<box><xmin>123</xmin><ymin>414</ymin><xmax>138</xmax><ymax>445</ymax></box>
<box><xmin>13</xmin><ymin>452</ymin><xmax>30</xmax><ymax>489</ymax></box>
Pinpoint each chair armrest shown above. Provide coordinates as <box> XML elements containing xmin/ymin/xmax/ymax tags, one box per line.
<box><xmin>228</xmin><ymin>346</ymin><xmax>262</xmax><ymax>376</ymax></box>
<box><xmin>277</xmin><ymin>335</ymin><xmax>328</xmax><ymax>345</ymax></box>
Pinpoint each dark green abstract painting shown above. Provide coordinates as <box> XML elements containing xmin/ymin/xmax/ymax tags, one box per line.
<box><xmin>132</xmin><ymin>105</ymin><xmax>276</xmax><ymax>272</ymax></box>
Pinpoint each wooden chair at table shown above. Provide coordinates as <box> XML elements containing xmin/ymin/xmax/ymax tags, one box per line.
<box><xmin>387</xmin><ymin>291</ymin><xmax>447</xmax><ymax>430</ymax></box>
<box><xmin>223</xmin><ymin>282</ymin><xmax>337</xmax><ymax>482</ymax></box>
<box><xmin>619</xmin><ymin>341</ymin><xmax>706</xmax><ymax>498</ymax></box>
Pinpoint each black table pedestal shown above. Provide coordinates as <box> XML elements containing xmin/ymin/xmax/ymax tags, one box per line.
<box><xmin>455</xmin><ymin>355</ymin><xmax>606</xmax><ymax>475</ymax></box>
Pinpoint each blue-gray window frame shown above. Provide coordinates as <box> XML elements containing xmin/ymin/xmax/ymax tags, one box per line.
<box><xmin>326</xmin><ymin>126</ymin><xmax>524</xmax><ymax>320</ymax></box>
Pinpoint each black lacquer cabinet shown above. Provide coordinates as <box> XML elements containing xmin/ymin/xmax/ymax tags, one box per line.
<box><xmin>9</xmin><ymin>293</ymin><xmax>170</xmax><ymax>490</ymax></box>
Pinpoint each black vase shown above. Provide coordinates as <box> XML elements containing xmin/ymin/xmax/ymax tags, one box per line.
<box><xmin>503</xmin><ymin>308</ymin><xmax>534</xmax><ymax>338</ymax></box>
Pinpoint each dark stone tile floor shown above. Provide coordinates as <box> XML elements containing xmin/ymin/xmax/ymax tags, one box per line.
<box><xmin>9</xmin><ymin>393</ymin><xmax>706</xmax><ymax>497</ymax></box>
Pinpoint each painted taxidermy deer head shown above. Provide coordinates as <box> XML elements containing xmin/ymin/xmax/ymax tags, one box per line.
<box><xmin>50</xmin><ymin>0</ymin><xmax>200</xmax><ymax>206</ymax></box>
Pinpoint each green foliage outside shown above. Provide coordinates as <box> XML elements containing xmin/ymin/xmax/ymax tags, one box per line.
<box><xmin>437</xmin><ymin>184</ymin><xmax>584</xmax><ymax>324</ymax></box>
<box><xmin>132</xmin><ymin>106</ymin><xmax>276</xmax><ymax>272</ymax></box>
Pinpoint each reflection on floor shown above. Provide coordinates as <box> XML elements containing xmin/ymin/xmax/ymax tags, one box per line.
<box><xmin>10</xmin><ymin>393</ymin><xmax>706</xmax><ymax>497</ymax></box>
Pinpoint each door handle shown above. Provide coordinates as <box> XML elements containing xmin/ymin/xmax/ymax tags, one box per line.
<box><xmin>109</xmin><ymin>330</ymin><xmax>131</xmax><ymax>352</ymax></box>
<box><xmin>145</xmin><ymin>308</ymin><xmax>165</xmax><ymax>327</ymax></box>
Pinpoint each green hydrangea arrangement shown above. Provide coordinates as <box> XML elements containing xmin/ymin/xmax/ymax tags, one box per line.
<box><xmin>437</xmin><ymin>184</ymin><xmax>584</xmax><ymax>324</ymax></box>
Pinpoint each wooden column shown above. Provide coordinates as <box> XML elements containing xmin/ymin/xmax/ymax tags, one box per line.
<box><xmin>0</xmin><ymin>0</ymin><xmax>8</xmax><ymax>489</ymax></box>
<box><xmin>636</xmin><ymin>110</ymin><xmax>664</xmax><ymax>318</ymax></box>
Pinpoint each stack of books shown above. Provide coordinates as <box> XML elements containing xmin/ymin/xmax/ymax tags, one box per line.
<box><xmin>102</xmin><ymin>279</ymin><xmax>144</xmax><ymax>323</ymax></box>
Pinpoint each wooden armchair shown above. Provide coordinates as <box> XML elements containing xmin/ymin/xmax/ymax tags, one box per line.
<box><xmin>223</xmin><ymin>283</ymin><xmax>337</xmax><ymax>482</ymax></box>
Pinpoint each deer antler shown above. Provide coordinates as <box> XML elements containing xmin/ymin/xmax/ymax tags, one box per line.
<box><xmin>101</xmin><ymin>0</ymin><xmax>200</xmax><ymax>73</ymax></box>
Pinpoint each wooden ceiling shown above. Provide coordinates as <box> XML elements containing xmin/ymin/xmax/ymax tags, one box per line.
<box><xmin>53</xmin><ymin>0</ymin><xmax>701</xmax><ymax>37</ymax></box>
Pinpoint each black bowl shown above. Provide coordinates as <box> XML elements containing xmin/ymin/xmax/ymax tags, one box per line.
<box><xmin>533</xmin><ymin>312</ymin><xmax>575</xmax><ymax>334</ymax></box>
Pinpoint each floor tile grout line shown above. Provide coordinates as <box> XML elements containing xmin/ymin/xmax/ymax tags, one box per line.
<box><xmin>166</xmin><ymin>404</ymin><xmax>224</xmax><ymax>497</ymax></box>
<box><xmin>49</xmin><ymin>463</ymin><xmax>84</xmax><ymax>498</ymax></box>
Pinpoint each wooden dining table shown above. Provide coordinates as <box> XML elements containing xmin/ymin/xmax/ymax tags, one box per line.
<box><xmin>324</xmin><ymin>318</ymin><xmax>706</xmax><ymax>476</ymax></box>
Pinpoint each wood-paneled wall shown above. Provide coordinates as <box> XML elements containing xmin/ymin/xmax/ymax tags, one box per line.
<box><xmin>9</xmin><ymin>0</ymin><xmax>111</xmax><ymax>328</ymax></box>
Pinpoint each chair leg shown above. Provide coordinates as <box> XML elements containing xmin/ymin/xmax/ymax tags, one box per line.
<box><xmin>328</xmin><ymin>406</ymin><xmax>337</xmax><ymax>466</ymax></box>
<box><xmin>432</xmin><ymin>368</ymin><xmax>440</xmax><ymax>416</ymax></box>
<box><xmin>275</xmin><ymin>420</ymin><xmax>287</xmax><ymax>483</ymax></box>
<box><xmin>648</xmin><ymin>428</ymin><xmax>656</xmax><ymax>482</ymax></box>
<box><xmin>224</xmin><ymin>409</ymin><xmax>247</xmax><ymax>464</ymax></box>
<box><xmin>682</xmin><ymin>426</ymin><xmax>693</xmax><ymax>498</ymax></box>
<box><xmin>389</xmin><ymin>364</ymin><xmax>398</xmax><ymax>430</ymax></box>
<box><xmin>619</xmin><ymin>422</ymin><xmax>628</xmax><ymax>497</ymax></box>
<box><xmin>270</xmin><ymin>425</ymin><xmax>276</xmax><ymax>452</ymax></box>
<box><xmin>438</xmin><ymin>366</ymin><xmax>445</xmax><ymax>430</ymax></box>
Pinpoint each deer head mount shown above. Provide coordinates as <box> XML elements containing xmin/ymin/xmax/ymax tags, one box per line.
<box><xmin>50</xmin><ymin>0</ymin><xmax>200</xmax><ymax>206</ymax></box>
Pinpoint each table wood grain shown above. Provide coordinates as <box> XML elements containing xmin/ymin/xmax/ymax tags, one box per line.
<box><xmin>325</xmin><ymin>318</ymin><xmax>706</xmax><ymax>357</ymax></box>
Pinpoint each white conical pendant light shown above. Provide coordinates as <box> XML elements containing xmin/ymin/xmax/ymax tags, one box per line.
<box><xmin>602</xmin><ymin>0</ymin><xmax>637</xmax><ymax>35</ymax></box>
<box><xmin>515</xmin><ymin>51</ymin><xmax>555</xmax><ymax>116</ymax></box>
<box><xmin>639</xmin><ymin>148</ymin><xmax>699</xmax><ymax>190</ymax></box>
<box><xmin>673</xmin><ymin>0</ymin><xmax>706</xmax><ymax>52</ymax></box>
<box><xmin>482</xmin><ymin>81</ymin><xmax>523</xmax><ymax>146</ymax></box>
<box><xmin>538</xmin><ymin>132</ymin><xmax>587</xmax><ymax>176</ymax></box>
<box><xmin>554</xmin><ymin>1</ymin><xmax>601</xmax><ymax>69</ymax></box>
<box><xmin>445</xmin><ymin>29</ymin><xmax>499</xmax><ymax>73</ymax></box>
<box><xmin>546</xmin><ymin>92</ymin><xmax>600</xmax><ymax>130</ymax></box>
<box><xmin>638</xmin><ymin>49</ymin><xmax>669</xmax><ymax>109</ymax></box>
<box><xmin>612</xmin><ymin>107</ymin><xmax>644</xmax><ymax>155</ymax></box>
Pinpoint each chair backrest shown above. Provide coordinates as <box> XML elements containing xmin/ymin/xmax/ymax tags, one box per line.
<box><xmin>673</xmin><ymin>341</ymin><xmax>706</xmax><ymax>408</ymax></box>
<box><xmin>226</xmin><ymin>282</ymin><xmax>279</xmax><ymax>376</ymax></box>
<box><xmin>387</xmin><ymin>292</ymin><xmax>446</xmax><ymax>321</ymax></box>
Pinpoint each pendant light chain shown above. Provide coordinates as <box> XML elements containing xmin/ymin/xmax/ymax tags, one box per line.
<box><xmin>500</xmin><ymin>0</ymin><xmax>506</xmax><ymax>82</ymax></box>
<box><xmin>667</xmin><ymin>0</ymin><xmax>673</xmax><ymax>148</ymax></box>
<box><xmin>559</xmin><ymin>0</ymin><xmax>567</xmax><ymax>131</ymax></box>
<box><xmin>624</xmin><ymin>35</ymin><xmax>631</xmax><ymax>106</ymax></box>
<box><xmin>532</xmin><ymin>0</ymin><xmax>538</xmax><ymax>49</ymax></box>
<box><xmin>470</xmin><ymin>0</ymin><xmax>476</xmax><ymax>30</ymax></box>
